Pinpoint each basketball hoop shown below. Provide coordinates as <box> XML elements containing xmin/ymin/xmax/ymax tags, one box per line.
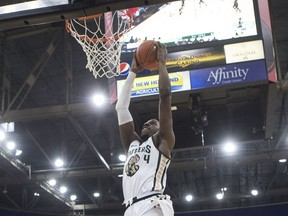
<box><xmin>66</xmin><ymin>10</ymin><xmax>133</xmax><ymax>78</ymax></box>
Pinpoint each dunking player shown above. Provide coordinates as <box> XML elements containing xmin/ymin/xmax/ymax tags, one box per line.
<box><xmin>115</xmin><ymin>42</ymin><xmax>175</xmax><ymax>215</ymax></box>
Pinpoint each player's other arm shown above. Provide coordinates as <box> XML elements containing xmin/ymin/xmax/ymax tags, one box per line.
<box><xmin>156</xmin><ymin>43</ymin><xmax>175</xmax><ymax>157</ymax></box>
<box><xmin>115</xmin><ymin>55</ymin><xmax>142</xmax><ymax>152</ymax></box>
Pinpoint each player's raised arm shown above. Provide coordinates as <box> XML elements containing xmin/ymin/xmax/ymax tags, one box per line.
<box><xmin>155</xmin><ymin>42</ymin><xmax>175</xmax><ymax>157</ymax></box>
<box><xmin>115</xmin><ymin>55</ymin><xmax>142</xmax><ymax>152</ymax></box>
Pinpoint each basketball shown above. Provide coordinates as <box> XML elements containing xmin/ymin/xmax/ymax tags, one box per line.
<box><xmin>135</xmin><ymin>40</ymin><xmax>159</xmax><ymax>70</ymax></box>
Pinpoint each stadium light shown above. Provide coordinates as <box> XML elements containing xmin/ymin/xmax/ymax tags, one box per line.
<box><xmin>48</xmin><ymin>179</ymin><xmax>57</xmax><ymax>186</ymax></box>
<box><xmin>55</xmin><ymin>158</ymin><xmax>64</xmax><ymax>167</ymax></box>
<box><xmin>70</xmin><ymin>194</ymin><xmax>77</xmax><ymax>201</ymax></box>
<box><xmin>15</xmin><ymin>149</ymin><xmax>22</xmax><ymax>156</ymax></box>
<box><xmin>118</xmin><ymin>154</ymin><xmax>126</xmax><ymax>162</ymax></box>
<box><xmin>92</xmin><ymin>93</ymin><xmax>105</xmax><ymax>106</ymax></box>
<box><xmin>185</xmin><ymin>194</ymin><xmax>193</xmax><ymax>202</ymax></box>
<box><xmin>6</xmin><ymin>141</ymin><xmax>16</xmax><ymax>150</ymax></box>
<box><xmin>223</xmin><ymin>140</ymin><xmax>237</xmax><ymax>153</ymax></box>
<box><xmin>93</xmin><ymin>192</ymin><xmax>100</xmax><ymax>197</ymax></box>
<box><xmin>216</xmin><ymin>193</ymin><xmax>224</xmax><ymax>200</ymax></box>
<box><xmin>60</xmin><ymin>186</ymin><xmax>67</xmax><ymax>194</ymax></box>
<box><xmin>251</xmin><ymin>189</ymin><xmax>258</xmax><ymax>196</ymax></box>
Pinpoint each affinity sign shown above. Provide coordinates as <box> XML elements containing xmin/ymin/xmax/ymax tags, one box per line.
<box><xmin>190</xmin><ymin>60</ymin><xmax>267</xmax><ymax>89</ymax></box>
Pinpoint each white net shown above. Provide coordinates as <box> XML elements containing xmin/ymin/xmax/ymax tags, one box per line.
<box><xmin>66</xmin><ymin>11</ymin><xmax>132</xmax><ymax>78</ymax></box>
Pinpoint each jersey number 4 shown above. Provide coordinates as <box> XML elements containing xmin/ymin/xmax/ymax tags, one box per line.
<box><xmin>144</xmin><ymin>154</ymin><xmax>150</xmax><ymax>163</ymax></box>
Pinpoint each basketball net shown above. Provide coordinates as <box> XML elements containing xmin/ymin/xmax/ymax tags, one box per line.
<box><xmin>66</xmin><ymin>10</ymin><xmax>133</xmax><ymax>78</ymax></box>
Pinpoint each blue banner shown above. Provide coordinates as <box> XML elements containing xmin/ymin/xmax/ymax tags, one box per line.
<box><xmin>190</xmin><ymin>60</ymin><xmax>267</xmax><ymax>90</ymax></box>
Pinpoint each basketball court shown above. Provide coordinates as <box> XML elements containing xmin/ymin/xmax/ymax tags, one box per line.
<box><xmin>0</xmin><ymin>0</ymin><xmax>287</xmax><ymax>215</ymax></box>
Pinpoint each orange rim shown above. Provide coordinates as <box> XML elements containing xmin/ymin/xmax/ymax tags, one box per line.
<box><xmin>78</xmin><ymin>14</ymin><xmax>103</xmax><ymax>21</ymax></box>
<box><xmin>65</xmin><ymin>11</ymin><xmax>132</xmax><ymax>43</ymax></box>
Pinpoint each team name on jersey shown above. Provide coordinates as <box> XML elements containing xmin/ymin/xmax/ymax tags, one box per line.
<box><xmin>128</xmin><ymin>145</ymin><xmax>151</xmax><ymax>156</ymax></box>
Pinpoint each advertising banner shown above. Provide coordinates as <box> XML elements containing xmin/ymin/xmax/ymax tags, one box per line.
<box><xmin>116</xmin><ymin>60</ymin><xmax>267</xmax><ymax>99</ymax></box>
<box><xmin>117</xmin><ymin>71</ymin><xmax>191</xmax><ymax>98</ymax></box>
<box><xmin>190</xmin><ymin>60</ymin><xmax>267</xmax><ymax>90</ymax></box>
<box><xmin>224</xmin><ymin>40</ymin><xmax>265</xmax><ymax>64</ymax></box>
<box><xmin>165</xmin><ymin>46</ymin><xmax>226</xmax><ymax>71</ymax></box>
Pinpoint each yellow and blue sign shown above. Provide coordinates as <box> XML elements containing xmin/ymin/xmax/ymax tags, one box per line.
<box><xmin>117</xmin><ymin>71</ymin><xmax>191</xmax><ymax>98</ymax></box>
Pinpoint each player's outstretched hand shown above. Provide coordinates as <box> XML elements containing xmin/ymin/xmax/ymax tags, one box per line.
<box><xmin>131</xmin><ymin>53</ymin><xmax>143</xmax><ymax>74</ymax></box>
<box><xmin>156</xmin><ymin>42</ymin><xmax>167</xmax><ymax>63</ymax></box>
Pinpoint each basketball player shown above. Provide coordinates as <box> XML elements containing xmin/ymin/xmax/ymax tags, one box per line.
<box><xmin>233</xmin><ymin>0</ymin><xmax>241</xmax><ymax>12</ymax></box>
<box><xmin>115</xmin><ymin>42</ymin><xmax>175</xmax><ymax>216</ymax></box>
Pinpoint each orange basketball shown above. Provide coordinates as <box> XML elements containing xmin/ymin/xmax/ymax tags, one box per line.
<box><xmin>135</xmin><ymin>40</ymin><xmax>159</xmax><ymax>70</ymax></box>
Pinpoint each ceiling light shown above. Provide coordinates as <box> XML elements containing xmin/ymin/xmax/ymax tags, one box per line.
<box><xmin>279</xmin><ymin>159</ymin><xmax>287</xmax><ymax>163</ymax></box>
<box><xmin>185</xmin><ymin>194</ymin><xmax>193</xmax><ymax>201</ymax></box>
<box><xmin>70</xmin><ymin>194</ymin><xmax>77</xmax><ymax>201</ymax></box>
<box><xmin>216</xmin><ymin>193</ymin><xmax>224</xmax><ymax>200</ymax></box>
<box><xmin>15</xmin><ymin>149</ymin><xmax>22</xmax><ymax>156</ymax></box>
<box><xmin>118</xmin><ymin>174</ymin><xmax>123</xmax><ymax>177</ymax></box>
<box><xmin>55</xmin><ymin>159</ymin><xmax>64</xmax><ymax>167</ymax></box>
<box><xmin>251</xmin><ymin>189</ymin><xmax>258</xmax><ymax>196</ymax></box>
<box><xmin>93</xmin><ymin>192</ymin><xmax>100</xmax><ymax>197</ymax></box>
<box><xmin>34</xmin><ymin>192</ymin><xmax>40</xmax><ymax>197</ymax></box>
<box><xmin>118</xmin><ymin>154</ymin><xmax>126</xmax><ymax>162</ymax></box>
<box><xmin>6</xmin><ymin>141</ymin><xmax>15</xmax><ymax>150</ymax></box>
<box><xmin>221</xmin><ymin>187</ymin><xmax>227</xmax><ymax>192</ymax></box>
<box><xmin>223</xmin><ymin>140</ymin><xmax>237</xmax><ymax>153</ymax></box>
<box><xmin>92</xmin><ymin>94</ymin><xmax>105</xmax><ymax>106</ymax></box>
<box><xmin>60</xmin><ymin>186</ymin><xmax>67</xmax><ymax>194</ymax></box>
<box><xmin>48</xmin><ymin>179</ymin><xmax>57</xmax><ymax>186</ymax></box>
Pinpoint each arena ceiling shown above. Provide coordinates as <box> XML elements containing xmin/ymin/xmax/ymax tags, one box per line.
<box><xmin>0</xmin><ymin>0</ymin><xmax>288</xmax><ymax>215</ymax></box>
